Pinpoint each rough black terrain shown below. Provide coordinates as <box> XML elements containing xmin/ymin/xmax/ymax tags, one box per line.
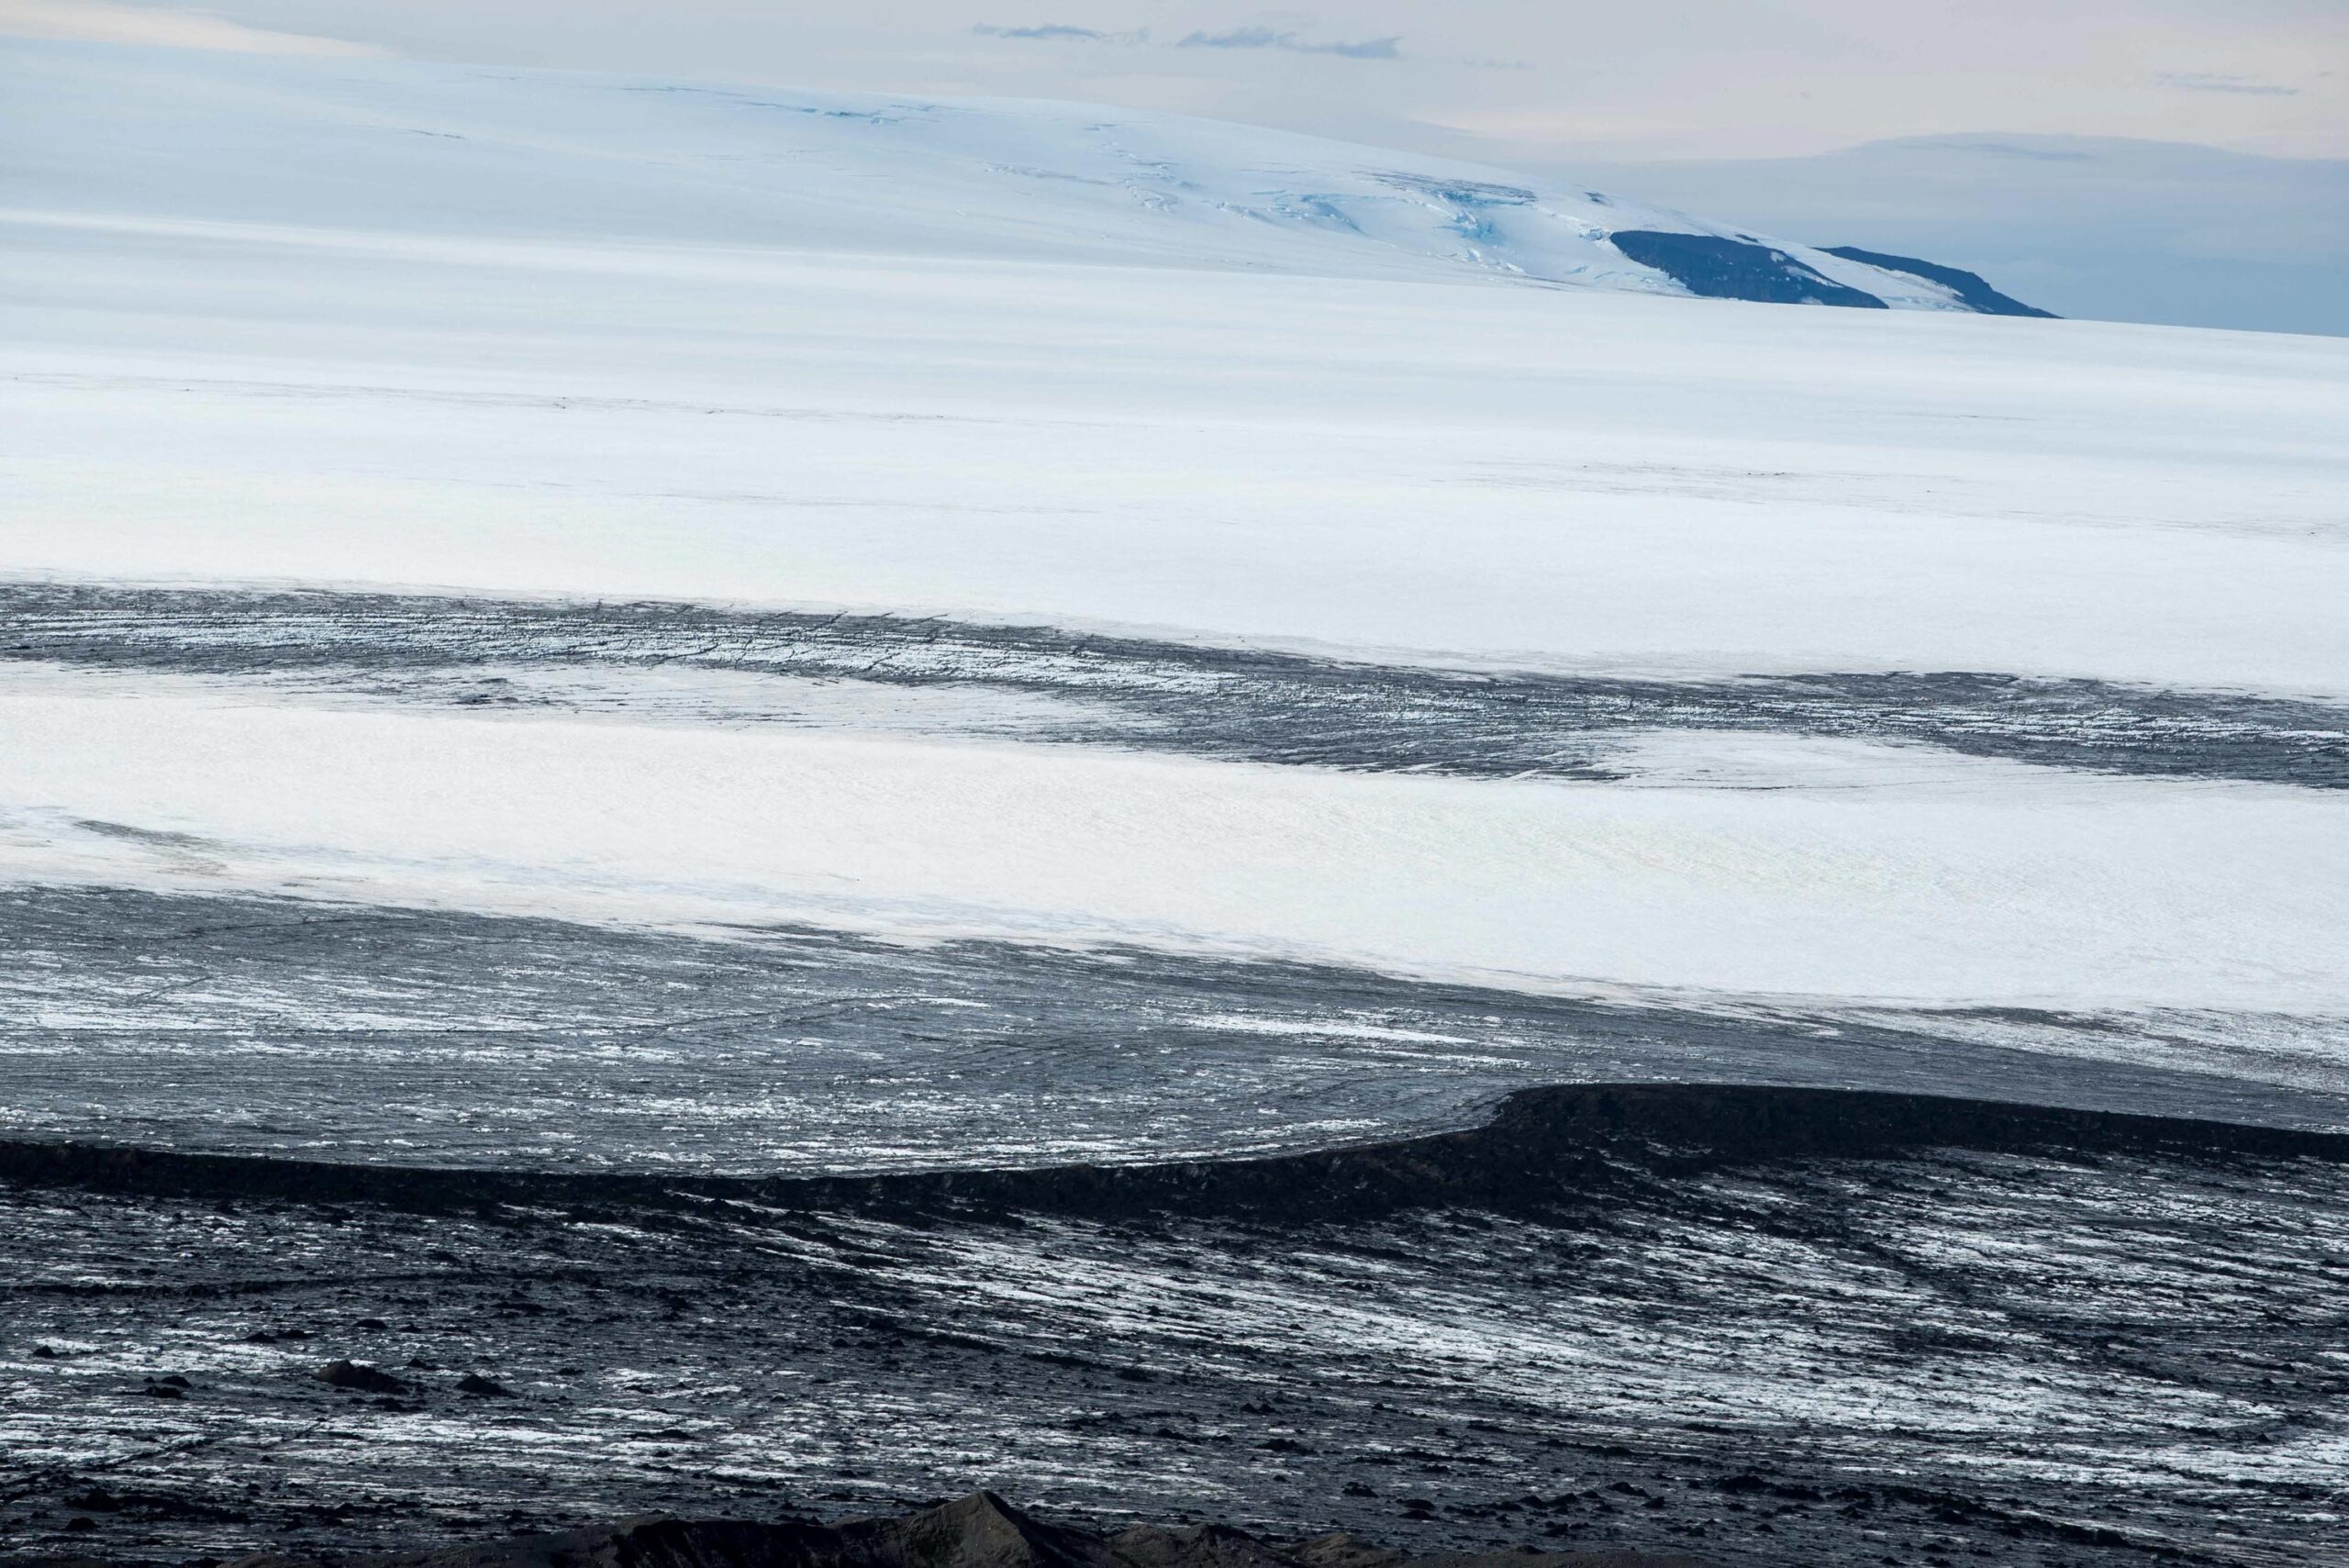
<box><xmin>9</xmin><ymin>885</ymin><xmax>2344</xmax><ymax>1174</ymax></box>
<box><xmin>7</xmin><ymin>584</ymin><xmax>2344</xmax><ymax>1568</ymax></box>
<box><xmin>0</xmin><ymin>1491</ymin><xmax>1707</xmax><ymax>1568</ymax></box>
<box><xmin>5</xmin><ymin>1086</ymin><xmax>2344</xmax><ymax>1567</ymax></box>
<box><xmin>7</xmin><ymin>584</ymin><xmax>2344</xmax><ymax>789</ymax></box>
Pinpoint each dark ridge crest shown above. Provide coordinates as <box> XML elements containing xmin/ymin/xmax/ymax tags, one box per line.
<box><xmin>4</xmin><ymin>1084</ymin><xmax>2343</xmax><ymax>1225</ymax></box>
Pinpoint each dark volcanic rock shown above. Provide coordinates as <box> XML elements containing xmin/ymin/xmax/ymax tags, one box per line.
<box><xmin>1112</xmin><ymin>1523</ymin><xmax>1298</xmax><ymax>1568</ymax></box>
<box><xmin>213</xmin><ymin>1494</ymin><xmax>1707</xmax><ymax>1568</ymax></box>
<box><xmin>315</xmin><ymin>1360</ymin><xmax>408</xmax><ymax>1395</ymax></box>
<box><xmin>841</xmin><ymin>1491</ymin><xmax>1121</xmax><ymax>1568</ymax></box>
<box><xmin>5</xmin><ymin>1084</ymin><xmax>2342</xmax><ymax>1568</ymax></box>
<box><xmin>1289</xmin><ymin>1540</ymin><xmax>1695</xmax><ymax>1568</ymax></box>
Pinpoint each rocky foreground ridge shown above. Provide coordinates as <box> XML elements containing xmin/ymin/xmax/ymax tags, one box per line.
<box><xmin>12</xmin><ymin>1491</ymin><xmax>1706</xmax><ymax>1568</ymax></box>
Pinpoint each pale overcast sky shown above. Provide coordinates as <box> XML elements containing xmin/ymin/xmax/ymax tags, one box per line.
<box><xmin>6</xmin><ymin>0</ymin><xmax>2343</xmax><ymax>161</ymax></box>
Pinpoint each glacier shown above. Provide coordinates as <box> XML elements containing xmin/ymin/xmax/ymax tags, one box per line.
<box><xmin>5</xmin><ymin>36</ymin><xmax>2348</xmax><ymax>1118</ymax></box>
<box><xmin>6</xmin><ymin>35</ymin><xmax>2349</xmax><ymax>1568</ymax></box>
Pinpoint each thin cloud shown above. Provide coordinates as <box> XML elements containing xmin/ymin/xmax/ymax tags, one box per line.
<box><xmin>0</xmin><ymin>0</ymin><xmax>384</xmax><ymax>54</ymax></box>
<box><xmin>1915</xmin><ymin>137</ymin><xmax>2096</xmax><ymax>161</ymax></box>
<box><xmin>974</xmin><ymin>23</ymin><xmax>1111</xmax><ymax>41</ymax></box>
<box><xmin>1177</xmin><ymin>27</ymin><xmax>1401</xmax><ymax>61</ymax></box>
<box><xmin>2158</xmin><ymin>72</ymin><xmax>2298</xmax><ymax>96</ymax></box>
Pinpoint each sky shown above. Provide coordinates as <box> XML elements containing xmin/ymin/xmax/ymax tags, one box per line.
<box><xmin>6</xmin><ymin>0</ymin><xmax>2345</xmax><ymax>330</ymax></box>
<box><xmin>6</xmin><ymin>0</ymin><xmax>2341</xmax><ymax>161</ymax></box>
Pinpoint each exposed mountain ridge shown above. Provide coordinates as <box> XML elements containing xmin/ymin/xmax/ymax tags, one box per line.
<box><xmin>1820</xmin><ymin>245</ymin><xmax>2057</xmax><ymax>317</ymax></box>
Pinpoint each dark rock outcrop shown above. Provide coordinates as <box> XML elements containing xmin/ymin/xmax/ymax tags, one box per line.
<box><xmin>1820</xmin><ymin>246</ymin><xmax>2056</xmax><ymax>317</ymax></box>
<box><xmin>315</xmin><ymin>1360</ymin><xmax>408</xmax><ymax>1395</ymax></box>
<box><xmin>1606</xmin><ymin>232</ymin><xmax>1887</xmax><ymax>307</ymax></box>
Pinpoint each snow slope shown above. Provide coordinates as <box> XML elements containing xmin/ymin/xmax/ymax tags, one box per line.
<box><xmin>6</xmin><ymin>38</ymin><xmax>1977</xmax><ymax>309</ymax></box>
<box><xmin>6</xmin><ymin>39</ymin><xmax>2349</xmax><ymax>1120</ymax></box>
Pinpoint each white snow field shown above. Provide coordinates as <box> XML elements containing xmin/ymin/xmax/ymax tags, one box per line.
<box><xmin>3</xmin><ymin>673</ymin><xmax>2345</xmax><ymax>1013</ymax></box>
<box><xmin>6</xmin><ymin>38</ymin><xmax>1978</xmax><ymax>305</ymax></box>
<box><xmin>6</xmin><ymin>39</ymin><xmax>2349</xmax><ymax>1105</ymax></box>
